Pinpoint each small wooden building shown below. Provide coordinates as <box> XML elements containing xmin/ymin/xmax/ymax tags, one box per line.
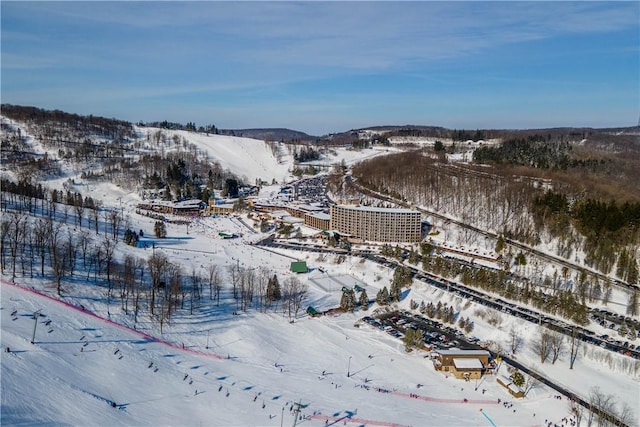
<box><xmin>433</xmin><ymin>349</ymin><xmax>490</xmax><ymax>380</ymax></box>
<box><xmin>497</xmin><ymin>375</ymin><xmax>525</xmax><ymax>398</ymax></box>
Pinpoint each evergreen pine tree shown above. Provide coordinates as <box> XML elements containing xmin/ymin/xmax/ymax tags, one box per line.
<box><xmin>359</xmin><ymin>289</ymin><xmax>369</xmax><ymax>311</ymax></box>
<box><xmin>403</xmin><ymin>328</ymin><xmax>424</xmax><ymax>352</ymax></box>
<box><xmin>376</xmin><ymin>286</ymin><xmax>390</xmax><ymax>306</ymax></box>
<box><xmin>266</xmin><ymin>274</ymin><xmax>281</xmax><ymax>304</ymax></box>
<box><xmin>510</xmin><ymin>370</ymin><xmax>525</xmax><ymax>388</ymax></box>
<box><xmin>408</xmin><ymin>249</ymin><xmax>419</xmax><ymax>265</ymax></box>
<box><xmin>464</xmin><ymin>320</ymin><xmax>474</xmax><ymax>334</ymax></box>
<box><xmin>447</xmin><ymin>306</ymin><xmax>455</xmax><ymax>324</ymax></box>
<box><xmin>390</xmin><ymin>280</ymin><xmax>401</xmax><ymax>303</ymax></box>
<box><xmin>124</xmin><ymin>229</ymin><xmax>139</xmax><ymax>246</ymax></box>
<box><xmin>154</xmin><ymin>221</ymin><xmax>167</xmax><ymax>238</ymax></box>
<box><xmin>458</xmin><ymin>316</ymin><xmax>467</xmax><ymax>330</ymax></box>
<box><xmin>340</xmin><ymin>289</ymin><xmax>356</xmax><ymax>312</ymax></box>
<box><xmin>403</xmin><ymin>328</ymin><xmax>415</xmax><ymax>352</ymax></box>
<box><xmin>426</xmin><ymin>302</ymin><xmax>436</xmax><ymax>318</ymax></box>
<box><xmin>419</xmin><ymin>300</ymin><xmax>426</xmax><ymax>314</ymax></box>
<box><xmin>495</xmin><ymin>235</ymin><xmax>506</xmax><ymax>253</ymax></box>
<box><xmin>340</xmin><ymin>291</ymin><xmax>349</xmax><ymax>311</ymax></box>
<box><xmin>627</xmin><ymin>289</ymin><xmax>640</xmax><ymax>317</ymax></box>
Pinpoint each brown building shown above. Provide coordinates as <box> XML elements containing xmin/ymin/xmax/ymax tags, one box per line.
<box><xmin>140</xmin><ymin>200</ymin><xmax>205</xmax><ymax>216</ymax></box>
<box><xmin>207</xmin><ymin>201</ymin><xmax>234</xmax><ymax>215</ymax></box>
<box><xmin>304</xmin><ymin>212</ymin><xmax>330</xmax><ymax>230</ymax></box>
<box><xmin>433</xmin><ymin>349</ymin><xmax>490</xmax><ymax>380</ymax></box>
<box><xmin>329</xmin><ymin>205</ymin><xmax>422</xmax><ymax>243</ymax></box>
<box><xmin>497</xmin><ymin>375</ymin><xmax>525</xmax><ymax>398</ymax></box>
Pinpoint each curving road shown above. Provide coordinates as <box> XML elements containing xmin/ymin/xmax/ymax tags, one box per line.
<box><xmin>255</xmin><ymin>238</ymin><xmax>640</xmax><ymax>361</ymax></box>
<box><xmin>347</xmin><ymin>177</ymin><xmax>636</xmax><ymax>293</ymax></box>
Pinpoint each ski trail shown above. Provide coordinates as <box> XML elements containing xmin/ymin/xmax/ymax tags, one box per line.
<box><xmin>308</xmin><ymin>414</ymin><xmax>410</xmax><ymax>427</ymax></box>
<box><xmin>1</xmin><ymin>279</ymin><xmax>224</xmax><ymax>361</ymax></box>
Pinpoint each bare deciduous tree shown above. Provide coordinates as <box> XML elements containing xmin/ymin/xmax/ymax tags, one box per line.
<box><xmin>281</xmin><ymin>277</ymin><xmax>308</xmax><ymax>321</ymax></box>
<box><xmin>148</xmin><ymin>251</ymin><xmax>169</xmax><ymax>315</ymax></box>
<box><xmin>549</xmin><ymin>331</ymin><xmax>565</xmax><ymax>364</ymax></box>
<box><xmin>189</xmin><ymin>268</ymin><xmax>202</xmax><ymax>314</ymax></box>
<box><xmin>8</xmin><ymin>212</ymin><xmax>27</xmax><ymax>279</ymax></box>
<box><xmin>0</xmin><ymin>217</ymin><xmax>10</xmax><ymax>273</ymax></box>
<box><xmin>522</xmin><ymin>373</ymin><xmax>539</xmax><ymax>397</ymax></box>
<box><xmin>531</xmin><ymin>328</ymin><xmax>552</xmax><ymax>363</ymax></box>
<box><xmin>121</xmin><ymin>254</ymin><xmax>136</xmax><ymax>313</ymax></box>
<box><xmin>587</xmin><ymin>386</ymin><xmax>614</xmax><ymax>427</ymax></box>
<box><xmin>133</xmin><ymin>256</ymin><xmax>146</xmax><ymax>324</ymax></box>
<box><xmin>256</xmin><ymin>266</ymin><xmax>271</xmax><ymax>312</ymax></box>
<box><xmin>92</xmin><ymin>202</ymin><xmax>101</xmax><ymax>234</ymax></box>
<box><xmin>102</xmin><ymin>236</ymin><xmax>118</xmax><ymax>292</ymax></box>
<box><xmin>569</xmin><ymin>326</ymin><xmax>581</xmax><ymax>369</ymax></box>
<box><xmin>508</xmin><ymin>326</ymin><xmax>524</xmax><ymax>355</ymax></box>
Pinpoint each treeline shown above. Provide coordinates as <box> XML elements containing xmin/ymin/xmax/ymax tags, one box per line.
<box><xmin>140</xmin><ymin>152</ymin><xmax>242</xmax><ymax>201</ymax></box>
<box><xmin>533</xmin><ymin>191</ymin><xmax>640</xmax><ymax>280</ymax></box>
<box><xmin>534</xmin><ymin>191</ymin><xmax>640</xmax><ymax>242</ymax></box>
<box><xmin>293</xmin><ymin>146</ymin><xmax>321</xmax><ymax>162</ymax></box>
<box><xmin>1</xmin><ymin>104</ymin><xmax>134</xmax><ymax>141</ymax></box>
<box><xmin>141</xmin><ymin>120</ymin><xmax>218</xmax><ymax>134</ymax></box>
<box><xmin>358</xmin><ymin>126</ymin><xmax>476</xmax><ymax>141</ymax></box>
<box><xmin>1</xmin><ymin>107</ymin><xmax>242</xmax><ymax>199</ymax></box>
<box><xmin>475</xmin><ymin>136</ymin><xmax>616</xmax><ymax>173</ymax></box>
<box><xmin>472</xmin><ymin>132</ymin><xmax>639</xmax><ymax>198</ymax></box>
<box><xmin>352</xmin><ymin>149</ymin><xmax>639</xmax><ymax>281</ymax></box>
<box><xmin>450</xmin><ymin>129</ymin><xmax>489</xmax><ymax>142</ymax></box>
<box><xmin>0</xmin><ymin>198</ymin><xmax>308</xmax><ymax>331</ymax></box>
<box><xmin>419</xmin><ymin>245</ymin><xmax>592</xmax><ymax>325</ymax></box>
<box><xmin>2</xmin><ymin>105</ymin><xmax>134</xmax><ymax>182</ymax></box>
<box><xmin>473</xmin><ymin>135</ymin><xmax>571</xmax><ymax>169</ymax></box>
<box><xmin>1</xmin><ymin>178</ymin><xmax>103</xmax><ymax>228</ymax></box>
<box><xmin>352</xmin><ymin>150</ymin><xmax>533</xmax><ymax>241</ymax></box>
<box><xmin>139</xmin><ymin>131</ymin><xmax>245</xmax><ymax>199</ymax></box>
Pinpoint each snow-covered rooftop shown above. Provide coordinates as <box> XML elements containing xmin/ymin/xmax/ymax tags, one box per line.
<box><xmin>334</xmin><ymin>205</ymin><xmax>420</xmax><ymax>214</ymax></box>
<box><xmin>453</xmin><ymin>358</ymin><xmax>484</xmax><ymax>370</ymax></box>
<box><xmin>437</xmin><ymin>349</ymin><xmax>491</xmax><ymax>357</ymax></box>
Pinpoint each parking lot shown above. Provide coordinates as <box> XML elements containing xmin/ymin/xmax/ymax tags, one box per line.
<box><xmin>360</xmin><ymin>310</ymin><xmax>483</xmax><ymax>353</ymax></box>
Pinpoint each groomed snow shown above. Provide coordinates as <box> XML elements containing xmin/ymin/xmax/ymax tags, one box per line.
<box><xmin>1</xmin><ymin>116</ymin><xmax>637</xmax><ymax>426</ymax></box>
<box><xmin>2</xmin><ymin>279</ymin><xmax>579</xmax><ymax>427</ymax></box>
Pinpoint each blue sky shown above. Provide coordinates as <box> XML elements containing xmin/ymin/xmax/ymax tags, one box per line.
<box><xmin>2</xmin><ymin>1</ymin><xmax>638</xmax><ymax>135</ymax></box>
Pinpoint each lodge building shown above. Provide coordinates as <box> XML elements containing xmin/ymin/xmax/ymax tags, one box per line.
<box><xmin>329</xmin><ymin>205</ymin><xmax>422</xmax><ymax>243</ymax></box>
<box><xmin>433</xmin><ymin>349</ymin><xmax>491</xmax><ymax>380</ymax></box>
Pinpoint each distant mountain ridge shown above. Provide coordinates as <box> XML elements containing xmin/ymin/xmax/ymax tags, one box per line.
<box><xmin>218</xmin><ymin>128</ymin><xmax>318</xmax><ymax>142</ymax></box>
<box><xmin>2</xmin><ymin>104</ymin><xmax>638</xmax><ymax>144</ymax></box>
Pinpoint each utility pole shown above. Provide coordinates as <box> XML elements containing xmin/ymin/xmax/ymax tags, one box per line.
<box><xmin>30</xmin><ymin>310</ymin><xmax>42</xmax><ymax>344</ymax></box>
<box><xmin>280</xmin><ymin>406</ymin><xmax>285</xmax><ymax>427</ymax></box>
<box><xmin>292</xmin><ymin>400</ymin><xmax>303</xmax><ymax>427</ymax></box>
<box><xmin>347</xmin><ymin>356</ymin><xmax>352</xmax><ymax>378</ymax></box>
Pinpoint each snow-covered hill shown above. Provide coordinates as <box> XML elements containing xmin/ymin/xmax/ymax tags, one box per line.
<box><xmin>1</xmin><ymin>112</ymin><xmax>637</xmax><ymax>426</ymax></box>
<box><xmin>136</xmin><ymin>126</ymin><xmax>394</xmax><ymax>185</ymax></box>
<box><xmin>135</xmin><ymin>127</ymin><xmax>294</xmax><ymax>184</ymax></box>
<box><xmin>2</xmin><ymin>277</ymin><xmax>578</xmax><ymax>427</ymax></box>
<box><xmin>1</xmin><ymin>207</ymin><xmax>636</xmax><ymax>426</ymax></box>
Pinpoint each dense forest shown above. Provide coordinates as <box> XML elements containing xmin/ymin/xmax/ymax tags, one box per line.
<box><xmin>1</xmin><ymin>105</ymin><xmax>243</xmax><ymax>201</ymax></box>
<box><xmin>351</xmin><ymin>134</ymin><xmax>640</xmax><ymax>285</ymax></box>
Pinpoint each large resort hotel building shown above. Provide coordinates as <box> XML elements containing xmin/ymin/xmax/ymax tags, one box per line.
<box><xmin>329</xmin><ymin>205</ymin><xmax>422</xmax><ymax>243</ymax></box>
